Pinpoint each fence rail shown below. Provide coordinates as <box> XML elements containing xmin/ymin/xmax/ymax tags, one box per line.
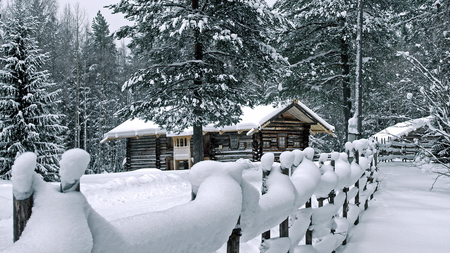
<box><xmin>8</xmin><ymin>139</ymin><xmax>380</xmax><ymax>253</ymax></box>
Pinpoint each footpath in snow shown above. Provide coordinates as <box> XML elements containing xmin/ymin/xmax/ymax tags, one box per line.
<box><xmin>337</xmin><ymin>161</ymin><xmax>450</xmax><ymax>253</ymax></box>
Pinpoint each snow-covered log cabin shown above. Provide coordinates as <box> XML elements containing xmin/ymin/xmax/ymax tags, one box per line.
<box><xmin>374</xmin><ymin>116</ymin><xmax>435</xmax><ymax>161</ymax></box>
<box><xmin>101</xmin><ymin>101</ymin><xmax>336</xmax><ymax>170</ymax></box>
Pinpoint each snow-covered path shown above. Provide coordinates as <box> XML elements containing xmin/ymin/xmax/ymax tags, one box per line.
<box><xmin>337</xmin><ymin>161</ymin><xmax>450</xmax><ymax>253</ymax></box>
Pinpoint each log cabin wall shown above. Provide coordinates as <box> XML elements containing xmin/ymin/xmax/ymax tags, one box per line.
<box><xmin>259</xmin><ymin>116</ymin><xmax>311</xmax><ymax>161</ymax></box>
<box><xmin>208</xmin><ymin>132</ymin><xmax>254</xmax><ymax>162</ymax></box>
<box><xmin>126</xmin><ymin>135</ymin><xmax>170</xmax><ymax>170</ymax></box>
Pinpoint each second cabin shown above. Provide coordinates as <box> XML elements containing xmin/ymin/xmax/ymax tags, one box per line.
<box><xmin>101</xmin><ymin>101</ymin><xmax>336</xmax><ymax>170</ymax></box>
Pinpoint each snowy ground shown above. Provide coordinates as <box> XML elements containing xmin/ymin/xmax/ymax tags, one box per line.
<box><xmin>1</xmin><ymin>162</ymin><xmax>449</xmax><ymax>252</ymax></box>
<box><xmin>336</xmin><ymin>161</ymin><xmax>450</xmax><ymax>253</ymax></box>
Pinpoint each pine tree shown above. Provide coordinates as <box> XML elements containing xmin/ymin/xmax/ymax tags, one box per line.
<box><xmin>0</xmin><ymin>0</ymin><xmax>65</xmax><ymax>180</ymax></box>
<box><xmin>110</xmin><ymin>0</ymin><xmax>289</xmax><ymax>163</ymax></box>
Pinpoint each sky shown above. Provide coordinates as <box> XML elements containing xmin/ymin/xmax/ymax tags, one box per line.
<box><xmin>58</xmin><ymin>0</ymin><xmax>129</xmax><ymax>33</ymax></box>
<box><xmin>58</xmin><ymin>0</ymin><xmax>277</xmax><ymax>35</ymax></box>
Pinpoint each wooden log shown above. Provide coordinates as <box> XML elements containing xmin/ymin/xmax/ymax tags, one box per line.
<box><xmin>13</xmin><ymin>195</ymin><xmax>33</xmax><ymax>242</ymax></box>
<box><xmin>155</xmin><ymin>136</ymin><xmax>161</xmax><ymax>169</ymax></box>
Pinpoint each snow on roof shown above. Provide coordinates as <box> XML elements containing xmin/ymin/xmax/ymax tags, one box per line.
<box><xmin>373</xmin><ymin>116</ymin><xmax>433</xmax><ymax>142</ymax></box>
<box><xmin>101</xmin><ymin>102</ymin><xmax>335</xmax><ymax>143</ymax></box>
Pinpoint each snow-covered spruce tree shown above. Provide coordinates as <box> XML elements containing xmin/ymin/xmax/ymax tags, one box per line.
<box><xmin>110</xmin><ymin>0</ymin><xmax>288</xmax><ymax>163</ymax></box>
<box><xmin>273</xmin><ymin>0</ymin><xmax>402</xmax><ymax>148</ymax></box>
<box><xmin>0</xmin><ymin>1</ymin><xmax>65</xmax><ymax>180</ymax></box>
<box><xmin>82</xmin><ymin>11</ymin><xmax>126</xmax><ymax>173</ymax></box>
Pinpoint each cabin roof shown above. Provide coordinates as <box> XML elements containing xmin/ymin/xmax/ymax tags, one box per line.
<box><xmin>373</xmin><ymin>116</ymin><xmax>433</xmax><ymax>142</ymax></box>
<box><xmin>101</xmin><ymin>101</ymin><xmax>335</xmax><ymax>143</ymax></box>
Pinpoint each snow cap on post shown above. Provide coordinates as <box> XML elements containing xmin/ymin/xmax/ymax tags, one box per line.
<box><xmin>356</xmin><ymin>139</ymin><xmax>369</xmax><ymax>154</ymax></box>
<box><xmin>345</xmin><ymin>142</ymin><xmax>354</xmax><ymax>154</ymax></box>
<box><xmin>280</xmin><ymin>151</ymin><xmax>295</xmax><ymax>169</ymax></box>
<box><xmin>11</xmin><ymin>152</ymin><xmax>37</xmax><ymax>200</ymax></box>
<box><xmin>319</xmin><ymin>153</ymin><xmax>328</xmax><ymax>164</ymax></box>
<box><xmin>59</xmin><ymin>149</ymin><xmax>90</xmax><ymax>193</ymax></box>
<box><xmin>304</xmin><ymin>147</ymin><xmax>315</xmax><ymax>160</ymax></box>
<box><xmin>292</xmin><ymin>149</ymin><xmax>304</xmax><ymax>167</ymax></box>
<box><xmin>330</xmin><ymin>152</ymin><xmax>340</xmax><ymax>161</ymax></box>
<box><xmin>261</xmin><ymin>152</ymin><xmax>275</xmax><ymax>172</ymax></box>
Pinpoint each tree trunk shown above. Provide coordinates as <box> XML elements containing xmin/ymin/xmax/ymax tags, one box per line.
<box><xmin>193</xmin><ymin>123</ymin><xmax>204</xmax><ymax>164</ymax></box>
<box><xmin>192</xmin><ymin>0</ymin><xmax>204</xmax><ymax>165</ymax></box>
<box><xmin>340</xmin><ymin>35</ymin><xmax>351</xmax><ymax>141</ymax></box>
<box><xmin>354</xmin><ymin>0</ymin><xmax>364</xmax><ymax>138</ymax></box>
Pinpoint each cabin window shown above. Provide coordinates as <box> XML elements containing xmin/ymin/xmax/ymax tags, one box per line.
<box><xmin>263</xmin><ymin>141</ymin><xmax>270</xmax><ymax>148</ymax></box>
<box><xmin>230</xmin><ymin>136</ymin><xmax>239</xmax><ymax>149</ymax></box>
<box><xmin>239</xmin><ymin>141</ymin><xmax>245</xmax><ymax>150</ymax></box>
<box><xmin>294</xmin><ymin>141</ymin><xmax>300</xmax><ymax>148</ymax></box>
<box><xmin>278</xmin><ymin>136</ymin><xmax>286</xmax><ymax>148</ymax></box>
<box><xmin>176</xmin><ymin>137</ymin><xmax>188</xmax><ymax>147</ymax></box>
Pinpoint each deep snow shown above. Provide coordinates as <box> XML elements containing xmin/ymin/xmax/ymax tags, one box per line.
<box><xmin>0</xmin><ymin>161</ymin><xmax>449</xmax><ymax>252</ymax></box>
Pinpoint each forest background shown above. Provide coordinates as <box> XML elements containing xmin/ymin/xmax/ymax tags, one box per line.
<box><xmin>0</xmin><ymin>0</ymin><xmax>448</xmax><ymax>180</ymax></box>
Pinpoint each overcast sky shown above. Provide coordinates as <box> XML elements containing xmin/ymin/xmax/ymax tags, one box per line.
<box><xmin>58</xmin><ymin>0</ymin><xmax>277</xmax><ymax>35</ymax></box>
<box><xmin>58</xmin><ymin>0</ymin><xmax>128</xmax><ymax>33</ymax></box>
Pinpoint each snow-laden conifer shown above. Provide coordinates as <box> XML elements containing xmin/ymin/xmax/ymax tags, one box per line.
<box><xmin>0</xmin><ymin>0</ymin><xmax>65</xmax><ymax>180</ymax></box>
<box><xmin>110</xmin><ymin>0</ymin><xmax>289</xmax><ymax>162</ymax></box>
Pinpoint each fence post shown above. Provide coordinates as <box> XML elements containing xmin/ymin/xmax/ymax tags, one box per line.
<box><xmin>260</xmin><ymin>153</ymin><xmax>274</xmax><ymax>242</ymax></box>
<box><xmin>354</xmin><ymin>149</ymin><xmax>360</xmax><ymax>225</ymax></box>
<box><xmin>13</xmin><ymin>196</ymin><xmax>33</xmax><ymax>242</ymax></box>
<box><xmin>279</xmin><ymin>151</ymin><xmax>294</xmax><ymax>244</ymax></box>
<box><xmin>227</xmin><ymin>217</ymin><xmax>241</xmax><ymax>253</ymax></box>
<box><xmin>59</xmin><ymin>149</ymin><xmax>90</xmax><ymax>193</ymax></box>
<box><xmin>342</xmin><ymin>150</ymin><xmax>350</xmax><ymax>247</ymax></box>
<box><xmin>305</xmin><ymin>198</ymin><xmax>313</xmax><ymax>245</ymax></box>
<box><xmin>11</xmin><ymin>152</ymin><xmax>37</xmax><ymax>242</ymax></box>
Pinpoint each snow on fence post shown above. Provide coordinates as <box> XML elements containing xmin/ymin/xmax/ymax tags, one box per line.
<box><xmin>279</xmin><ymin>151</ymin><xmax>294</xmax><ymax>242</ymax></box>
<box><xmin>329</xmin><ymin>155</ymin><xmax>337</xmax><ymax>207</ymax></box>
<box><xmin>317</xmin><ymin>153</ymin><xmax>329</xmax><ymax>207</ymax></box>
<box><xmin>11</xmin><ymin>152</ymin><xmax>37</xmax><ymax>242</ymax></box>
<box><xmin>261</xmin><ymin>153</ymin><xmax>274</xmax><ymax>242</ymax></box>
<box><xmin>59</xmin><ymin>149</ymin><xmax>90</xmax><ymax>193</ymax></box>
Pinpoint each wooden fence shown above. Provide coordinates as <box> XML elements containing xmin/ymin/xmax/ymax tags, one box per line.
<box><xmin>11</xmin><ymin>140</ymin><xmax>379</xmax><ymax>253</ymax></box>
<box><xmin>377</xmin><ymin>137</ymin><xmax>433</xmax><ymax>162</ymax></box>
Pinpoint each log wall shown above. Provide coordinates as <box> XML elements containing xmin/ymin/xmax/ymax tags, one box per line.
<box><xmin>126</xmin><ymin>135</ymin><xmax>170</xmax><ymax>170</ymax></box>
<box><xmin>208</xmin><ymin>132</ymin><xmax>254</xmax><ymax>162</ymax></box>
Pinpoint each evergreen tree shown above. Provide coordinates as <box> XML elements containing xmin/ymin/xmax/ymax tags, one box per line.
<box><xmin>396</xmin><ymin>1</ymin><xmax>450</xmax><ymax>162</ymax></box>
<box><xmin>274</xmin><ymin>0</ymin><xmax>403</xmax><ymax>148</ymax></box>
<box><xmin>0</xmin><ymin>0</ymin><xmax>65</xmax><ymax>180</ymax></box>
<box><xmin>52</xmin><ymin>3</ymin><xmax>88</xmax><ymax>151</ymax></box>
<box><xmin>110</xmin><ymin>0</ymin><xmax>289</xmax><ymax>162</ymax></box>
<box><xmin>82</xmin><ymin>11</ymin><xmax>125</xmax><ymax>173</ymax></box>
